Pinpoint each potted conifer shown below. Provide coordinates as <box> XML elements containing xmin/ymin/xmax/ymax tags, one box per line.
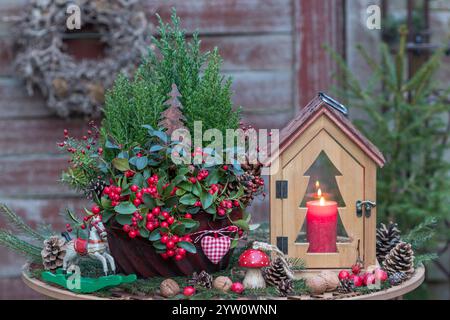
<box><xmin>57</xmin><ymin>11</ymin><xmax>264</xmax><ymax>277</ymax></box>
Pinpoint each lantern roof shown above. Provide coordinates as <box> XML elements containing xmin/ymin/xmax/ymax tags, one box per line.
<box><xmin>278</xmin><ymin>93</ymin><xmax>386</xmax><ymax>167</ymax></box>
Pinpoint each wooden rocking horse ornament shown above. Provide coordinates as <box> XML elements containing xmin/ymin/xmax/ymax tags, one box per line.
<box><xmin>63</xmin><ymin>214</ymin><xmax>116</xmax><ymax>276</ymax></box>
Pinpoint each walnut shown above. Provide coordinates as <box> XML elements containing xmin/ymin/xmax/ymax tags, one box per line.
<box><xmin>160</xmin><ymin>279</ymin><xmax>180</xmax><ymax>298</ymax></box>
<box><xmin>213</xmin><ymin>276</ymin><xmax>232</xmax><ymax>292</ymax></box>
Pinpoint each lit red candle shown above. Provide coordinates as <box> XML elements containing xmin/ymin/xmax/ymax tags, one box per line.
<box><xmin>306</xmin><ymin>187</ymin><xmax>338</xmax><ymax>253</ymax></box>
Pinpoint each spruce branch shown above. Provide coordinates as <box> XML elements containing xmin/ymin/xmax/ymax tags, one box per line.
<box><xmin>0</xmin><ymin>204</ymin><xmax>45</xmax><ymax>242</ymax></box>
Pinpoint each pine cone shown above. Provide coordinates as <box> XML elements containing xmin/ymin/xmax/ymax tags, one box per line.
<box><xmin>388</xmin><ymin>271</ymin><xmax>409</xmax><ymax>286</ymax></box>
<box><xmin>41</xmin><ymin>236</ymin><xmax>67</xmax><ymax>271</ymax></box>
<box><xmin>189</xmin><ymin>271</ymin><xmax>213</xmax><ymax>289</ymax></box>
<box><xmin>376</xmin><ymin>222</ymin><xmax>401</xmax><ymax>263</ymax></box>
<box><xmin>276</xmin><ymin>279</ymin><xmax>293</xmax><ymax>297</ymax></box>
<box><xmin>263</xmin><ymin>257</ymin><xmax>288</xmax><ymax>287</ymax></box>
<box><xmin>85</xmin><ymin>179</ymin><xmax>106</xmax><ymax>200</ymax></box>
<box><xmin>382</xmin><ymin>242</ymin><xmax>415</xmax><ymax>277</ymax></box>
<box><xmin>227</xmin><ymin>156</ymin><xmax>264</xmax><ymax>206</ymax></box>
<box><xmin>338</xmin><ymin>279</ymin><xmax>355</xmax><ymax>293</ymax></box>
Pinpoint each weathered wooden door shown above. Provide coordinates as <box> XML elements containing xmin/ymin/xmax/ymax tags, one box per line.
<box><xmin>273</xmin><ymin>115</ymin><xmax>372</xmax><ymax>269</ymax></box>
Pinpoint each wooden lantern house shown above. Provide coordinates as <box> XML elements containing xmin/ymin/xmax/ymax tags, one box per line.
<box><xmin>270</xmin><ymin>93</ymin><xmax>385</xmax><ymax>269</ymax></box>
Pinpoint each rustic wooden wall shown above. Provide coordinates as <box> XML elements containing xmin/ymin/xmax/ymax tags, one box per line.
<box><xmin>0</xmin><ymin>0</ymin><xmax>345</xmax><ymax>298</ymax></box>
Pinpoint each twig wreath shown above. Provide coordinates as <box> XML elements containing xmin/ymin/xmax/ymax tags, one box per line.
<box><xmin>8</xmin><ymin>0</ymin><xmax>150</xmax><ymax>117</ymax></box>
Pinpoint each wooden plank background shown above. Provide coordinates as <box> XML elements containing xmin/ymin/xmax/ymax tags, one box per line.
<box><xmin>0</xmin><ymin>0</ymin><xmax>345</xmax><ymax>298</ymax></box>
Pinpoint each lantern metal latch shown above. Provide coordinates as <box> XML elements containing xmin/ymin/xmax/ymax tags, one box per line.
<box><xmin>356</xmin><ymin>200</ymin><xmax>376</xmax><ymax>218</ymax></box>
<box><xmin>277</xmin><ymin>237</ymin><xmax>288</xmax><ymax>255</ymax></box>
<box><xmin>275</xmin><ymin>180</ymin><xmax>288</xmax><ymax>199</ymax></box>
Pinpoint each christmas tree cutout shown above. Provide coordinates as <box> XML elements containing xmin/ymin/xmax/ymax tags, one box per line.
<box><xmin>159</xmin><ymin>83</ymin><xmax>187</xmax><ymax>136</ymax></box>
<box><xmin>299</xmin><ymin>151</ymin><xmax>345</xmax><ymax>207</ymax></box>
<box><xmin>296</xmin><ymin>151</ymin><xmax>349</xmax><ymax>244</ymax></box>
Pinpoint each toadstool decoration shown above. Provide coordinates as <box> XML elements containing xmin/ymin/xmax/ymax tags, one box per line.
<box><xmin>238</xmin><ymin>249</ymin><xmax>270</xmax><ymax>289</ymax></box>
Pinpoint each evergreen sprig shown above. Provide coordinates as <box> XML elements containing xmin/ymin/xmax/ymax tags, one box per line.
<box><xmin>0</xmin><ymin>204</ymin><xmax>45</xmax><ymax>242</ymax></box>
<box><xmin>101</xmin><ymin>9</ymin><xmax>240</xmax><ymax>154</ymax></box>
<box><xmin>0</xmin><ymin>230</ymin><xmax>42</xmax><ymax>261</ymax></box>
<box><xmin>327</xmin><ymin>25</ymin><xmax>450</xmax><ymax>248</ymax></box>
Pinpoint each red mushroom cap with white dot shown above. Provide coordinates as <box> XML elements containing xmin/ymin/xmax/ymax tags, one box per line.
<box><xmin>238</xmin><ymin>249</ymin><xmax>270</xmax><ymax>268</ymax></box>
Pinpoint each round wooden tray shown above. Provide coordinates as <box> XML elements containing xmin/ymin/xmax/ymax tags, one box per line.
<box><xmin>22</xmin><ymin>265</ymin><xmax>425</xmax><ymax>300</ymax></box>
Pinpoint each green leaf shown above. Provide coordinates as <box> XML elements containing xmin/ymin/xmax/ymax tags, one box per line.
<box><xmin>115</xmin><ymin>214</ymin><xmax>132</xmax><ymax>226</ymax></box>
<box><xmin>179</xmin><ymin>218</ymin><xmax>200</xmax><ymax>229</ymax></box>
<box><xmin>136</xmin><ymin>157</ymin><xmax>148</xmax><ymax>170</ymax></box>
<box><xmin>112</xmin><ymin>158</ymin><xmax>130</xmax><ymax>172</ymax></box>
<box><xmin>142</xmin><ymin>194</ymin><xmax>156</xmax><ymax>208</ymax></box>
<box><xmin>139</xmin><ymin>228</ymin><xmax>149</xmax><ymax>238</ymax></box>
<box><xmin>232</xmin><ymin>219</ymin><xmax>250</xmax><ymax>231</ymax></box>
<box><xmin>178</xmin><ymin>181</ymin><xmax>192</xmax><ymax>192</ymax></box>
<box><xmin>205</xmin><ymin>168</ymin><xmax>220</xmax><ymax>184</ymax></box>
<box><xmin>171</xmin><ymin>223</ymin><xmax>186</xmax><ymax>235</ymax></box>
<box><xmin>150</xmin><ymin>145</ymin><xmax>164</xmax><ymax>152</ymax></box>
<box><xmin>153</xmin><ymin>241</ymin><xmax>166</xmax><ymax>251</ymax></box>
<box><xmin>149</xmin><ymin>229</ymin><xmax>162</xmax><ymax>241</ymax></box>
<box><xmin>101</xmin><ymin>210</ymin><xmax>114</xmax><ymax>223</ymax></box>
<box><xmin>179</xmin><ymin>194</ymin><xmax>197</xmax><ymax>205</ymax></box>
<box><xmin>101</xmin><ymin>197</ymin><xmax>111</xmax><ymax>208</ymax></box>
<box><xmin>114</xmin><ymin>202</ymin><xmax>137</xmax><ymax>215</ymax></box>
<box><xmin>200</xmin><ymin>191</ymin><xmax>214</xmax><ymax>209</ymax></box>
<box><xmin>153</xmin><ymin>130</ymin><xmax>168</xmax><ymax>143</ymax></box>
<box><xmin>131</xmin><ymin>173</ymin><xmax>144</xmax><ymax>186</ymax></box>
<box><xmin>178</xmin><ymin>241</ymin><xmax>197</xmax><ymax>254</ymax></box>
<box><xmin>192</xmin><ymin>182</ymin><xmax>202</xmax><ymax>197</ymax></box>
<box><xmin>105</xmin><ymin>140</ymin><xmax>120</xmax><ymax>149</ymax></box>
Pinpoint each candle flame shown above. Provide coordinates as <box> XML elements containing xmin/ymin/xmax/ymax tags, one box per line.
<box><xmin>319</xmin><ymin>197</ymin><xmax>325</xmax><ymax>206</ymax></box>
<box><xmin>315</xmin><ymin>180</ymin><xmax>320</xmax><ymax>189</ymax></box>
<box><xmin>317</xmin><ymin>188</ymin><xmax>322</xmax><ymax>198</ymax></box>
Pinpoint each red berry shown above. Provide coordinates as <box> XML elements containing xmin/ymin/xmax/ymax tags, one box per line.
<box><xmin>338</xmin><ymin>270</ymin><xmax>350</xmax><ymax>280</ymax></box>
<box><xmin>135</xmin><ymin>191</ymin><xmax>143</xmax><ymax>199</ymax></box>
<box><xmin>183</xmin><ymin>286</ymin><xmax>196</xmax><ymax>297</ymax></box>
<box><xmin>223</xmin><ymin>165</ymin><xmax>228</xmax><ymax>170</ymax></box>
<box><xmin>351</xmin><ymin>263</ymin><xmax>362</xmax><ymax>275</ymax></box>
<box><xmin>167</xmin><ymin>217</ymin><xmax>175</xmax><ymax>225</ymax></box>
<box><xmin>133</xmin><ymin>198</ymin><xmax>141</xmax><ymax>206</ymax></box>
<box><xmin>166</xmin><ymin>240</ymin><xmax>175</xmax><ymax>249</ymax></box>
<box><xmin>161</xmin><ymin>235</ymin><xmax>169</xmax><ymax>244</ymax></box>
<box><xmin>129</xmin><ymin>230</ymin><xmax>137</xmax><ymax>238</ymax></box>
<box><xmin>174</xmin><ymin>254</ymin><xmax>183</xmax><ymax>261</ymax></box>
<box><xmin>162</xmin><ymin>211</ymin><xmax>170</xmax><ymax>219</ymax></box>
<box><xmin>152</xmin><ymin>207</ymin><xmax>161</xmax><ymax>215</ymax></box>
<box><xmin>146</xmin><ymin>223</ymin><xmax>154</xmax><ymax>230</ymax></box>
<box><xmin>103</xmin><ymin>187</ymin><xmax>111</xmax><ymax>195</ymax></box>
<box><xmin>81</xmin><ymin>224</ymin><xmax>86</xmax><ymax>230</ymax></box>
<box><xmin>130</xmin><ymin>185</ymin><xmax>139</xmax><ymax>192</ymax></box>
<box><xmin>161</xmin><ymin>221</ymin><xmax>169</xmax><ymax>228</ymax></box>
<box><xmin>217</xmin><ymin>208</ymin><xmax>226</xmax><ymax>216</ymax></box>
<box><xmin>172</xmin><ymin>235</ymin><xmax>180</xmax><ymax>243</ymax></box>
<box><xmin>65</xmin><ymin>223</ymin><xmax>71</xmax><ymax>228</ymax></box>
<box><xmin>233</xmin><ymin>200</ymin><xmax>240</xmax><ymax>207</ymax></box>
<box><xmin>166</xmin><ymin>249</ymin><xmax>175</xmax><ymax>257</ymax></box>
<box><xmin>176</xmin><ymin>248</ymin><xmax>186</xmax><ymax>256</ymax></box>
<box><xmin>160</xmin><ymin>253</ymin><xmax>169</xmax><ymax>260</ymax></box>
<box><xmin>189</xmin><ymin>177</ymin><xmax>197</xmax><ymax>184</ymax></box>
<box><xmin>185</xmin><ymin>213</ymin><xmax>192</xmax><ymax>219</ymax></box>
<box><xmin>123</xmin><ymin>224</ymin><xmax>131</xmax><ymax>232</ymax></box>
<box><xmin>91</xmin><ymin>205</ymin><xmax>101</xmax><ymax>215</ymax></box>
<box><xmin>230</xmin><ymin>282</ymin><xmax>245</xmax><ymax>294</ymax></box>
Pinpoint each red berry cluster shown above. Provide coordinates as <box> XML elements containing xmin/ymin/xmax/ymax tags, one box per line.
<box><xmin>217</xmin><ymin>199</ymin><xmax>236</xmax><ymax>216</ymax></box>
<box><xmin>338</xmin><ymin>264</ymin><xmax>388</xmax><ymax>288</ymax></box>
<box><xmin>208</xmin><ymin>184</ymin><xmax>221</xmax><ymax>195</ymax></box>
<box><xmin>160</xmin><ymin>232</ymin><xmax>192</xmax><ymax>261</ymax></box>
<box><xmin>196</xmin><ymin>169</ymin><xmax>209</xmax><ymax>181</ymax></box>
<box><xmin>103</xmin><ymin>185</ymin><xmax>124</xmax><ymax>207</ymax></box>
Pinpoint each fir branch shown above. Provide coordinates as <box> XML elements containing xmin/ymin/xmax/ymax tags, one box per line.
<box><xmin>0</xmin><ymin>230</ymin><xmax>42</xmax><ymax>261</ymax></box>
<box><xmin>414</xmin><ymin>253</ymin><xmax>438</xmax><ymax>267</ymax></box>
<box><xmin>402</xmin><ymin>216</ymin><xmax>437</xmax><ymax>250</ymax></box>
<box><xmin>0</xmin><ymin>204</ymin><xmax>45</xmax><ymax>242</ymax></box>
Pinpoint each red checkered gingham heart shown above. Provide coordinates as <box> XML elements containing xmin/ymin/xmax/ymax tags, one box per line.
<box><xmin>201</xmin><ymin>235</ymin><xmax>231</xmax><ymax>264</ymax></box>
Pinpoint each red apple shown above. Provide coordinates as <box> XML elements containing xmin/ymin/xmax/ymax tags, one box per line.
<box><xmin>183</xmin><ymin>286</ymin><xmax>196</xmax><ymax>297</ymax></box>
<box><xmin>338</xmin><ymin>270</ymin><xmax>350</xmax><ymax>280</ymax></box>
<box><xmin>374</xmin><ymin>268</ymin><xmax>388</xmax><ymax>282</ymax></box>
<box><xmin>364</xmin><ymin>273</ymin><xmax>376</xmax><ymax>286</ymax></box>
<box><xmin>230</xmin><ymin>282</ymin><xmax>245</xmax><ymax>294</ymax></box>
<box><xmin>353</xmin><ymin>275</ymin><xmax>364</xmax><ymax>287</ymax></box>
